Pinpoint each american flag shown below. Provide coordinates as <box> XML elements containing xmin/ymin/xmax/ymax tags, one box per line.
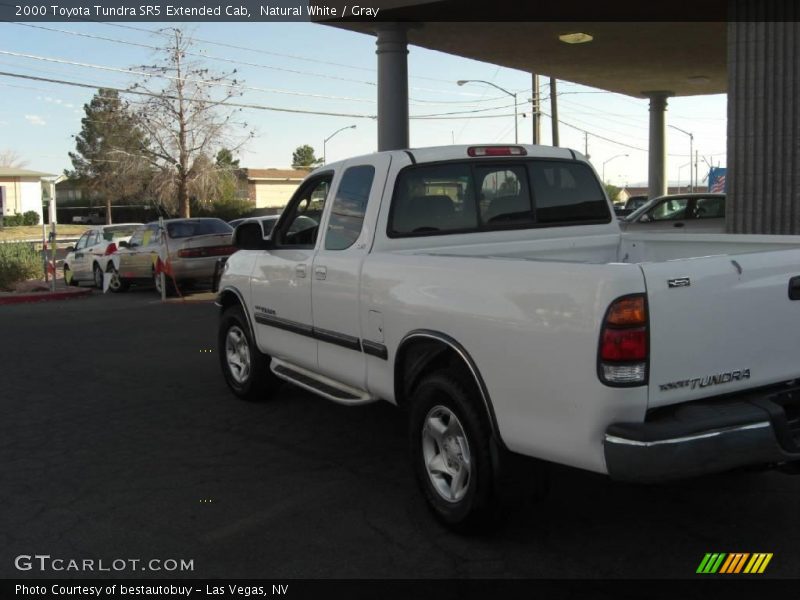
<box><xmin>710</xmin><ymin>175</ymin><xmax>726</xmax><ymax>193</ymax></box>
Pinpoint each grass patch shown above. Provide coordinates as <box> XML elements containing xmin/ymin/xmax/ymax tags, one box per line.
<box><xmin>0</xmin><ymin>225</ymin><xmax>90</xmax><ymax>242</ymax></box>
<box><xmin>0</xmin><ymin>242</ymin><xmax>42</xmax><ymax>291</ymax></box>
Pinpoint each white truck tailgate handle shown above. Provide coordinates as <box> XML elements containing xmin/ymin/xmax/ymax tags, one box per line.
<box><xmin>295</xmin><ymin>264</ymin><xmax>307</xmax><ymax>278</ymax></box>
<box><xmin>314</xmin><ymin>266</ymin><xmax>327</xmax><ymax>280</ymax></box>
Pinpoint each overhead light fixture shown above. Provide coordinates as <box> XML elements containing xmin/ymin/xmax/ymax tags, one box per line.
<box><xmin>559</xmin><ymin>32</ymin><xmax>593</xmax><ymax>44</ymax></box>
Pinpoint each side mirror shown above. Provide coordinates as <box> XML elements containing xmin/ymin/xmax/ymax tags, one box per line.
<box><xmin>639</xmin><ymin>214</ymin><xmax>651</xmax><ymax>223</ymax></box>
<box><xmin>233</xmin><ymin>222</ymin><xmax>274</xmax><ymax>250</ymax></box>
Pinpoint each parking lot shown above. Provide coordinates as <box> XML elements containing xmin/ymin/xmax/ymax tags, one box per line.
<box><xmin>1</xmin><ymin>290</ymin><xmax>799</xmax><ymax>579</ymax></box>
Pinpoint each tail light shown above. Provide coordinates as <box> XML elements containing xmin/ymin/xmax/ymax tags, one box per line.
<box><xmin>598</xmin><ymin>294</ymin><xmax>648</xmax><ymax>386</ymax></box>
<box><xmin>467</xmin><ymin>145</ymin><xmax>527</xmax><ymax>157</ymax></box>
<box><xmin>178</xmin><ymin>245</ymin><xmax>237</xmax><ymax>259</ymax></box>
<box><xmin>104</xmin><ymin>243</ymin><xmax>117</xmax><ymax>255</ymax></box>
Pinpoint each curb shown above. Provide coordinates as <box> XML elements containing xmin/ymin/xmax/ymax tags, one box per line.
<box><xmin>0</xmin><ymin>287</ymin><xmax>93</xmax><ymax>305</ymax></box>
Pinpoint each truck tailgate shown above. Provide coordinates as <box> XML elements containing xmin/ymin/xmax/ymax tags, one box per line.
<box><xmin>643</xmin><ymin>248</ymin><xmax>800</xmax><ymax>408</ymax></box>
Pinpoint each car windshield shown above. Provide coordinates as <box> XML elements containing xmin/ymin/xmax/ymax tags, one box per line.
<box><xmin>102</xmin><ymin>226</ymin><xmax>140</xmax><ymax>241</ymax></box>
<box><xmin>166</xmin><ymin>219</ymin><xmax>233</xmax><ymax>239</ymax></box>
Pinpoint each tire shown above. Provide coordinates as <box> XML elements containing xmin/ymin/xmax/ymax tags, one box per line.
<box><xmin>218</xmin><ymin>304</ymin><xmax>279</xmax><ymax>401</ymax></box>
<box><xmin>409</xmin><ymin>368</ymin><xmax>499</xmax><ymax>531</ymax></box>
<box><xmin>153</xmin><ymin>270</ymin><xmax>178</xmax><ymax>297</ymax></box>
<box><xmin>92</xmin><ymin>263</ymin><xmax>103</xmax><ymax>289</ymax></box>
<box><xmin>63</xmin><ymin>265</ymin><xmax>78</xmax><ymax>287</ymax></box>
<box><xmin>106</xmin><ymin>266</ymin><xmax>128</xmax><ymax>293</ymax></box>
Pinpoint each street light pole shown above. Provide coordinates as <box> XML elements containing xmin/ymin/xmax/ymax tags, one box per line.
<box><xmin>323</xmin><ymin>124</ymin><xmax>357</xmax><ymax>165</ymax></box>
<box><xmin>457</xmin><ymin>79</ymin><xmax>518</xmax><ymax>143</ymax></box>
<box><xmin>602</xmin><ymin>153</ymin><xmax>629</xmax><ymax>183</ymax></box>
<box><xmin>668</xmin><ymin>124</ymin><xmax>694</xmax><ymax>192</ymax></box>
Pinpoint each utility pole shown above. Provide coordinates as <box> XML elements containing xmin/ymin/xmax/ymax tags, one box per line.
<box><xmin>531</xmin><ymin>74</ymin><xmax>540</xmax><ymax>145</ymax></box>
<box><xmin>550</xmin><ymin>77</ymin><xmax>559</xmax><ymax>147</ymax></box>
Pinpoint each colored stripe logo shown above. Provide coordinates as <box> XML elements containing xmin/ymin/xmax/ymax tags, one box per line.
<box><xmin>697</xmin><ymin>553</ymin><xmax>773</xmax><ymax>574</ymax></box>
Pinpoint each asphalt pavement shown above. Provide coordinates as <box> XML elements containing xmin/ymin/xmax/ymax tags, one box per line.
<box><xmin>1</xmin><ymin>290</ymin><xmax>799</xmax><ymax>579</ymax></box>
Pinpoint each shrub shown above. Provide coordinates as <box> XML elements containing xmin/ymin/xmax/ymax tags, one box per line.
<box><xmin>0</xmin><ymin>242</ymin><xmax>41</xmax><ymax>290</ymax></box>
<box><xmin>22</xmin><ymin>211</ymin><xmax>40</xmax><ymax>226</ymax></box>
<box><xmin>2</xmin><ymin>213</ymin><xmax>24</xmax><ymax>226</ymax></box>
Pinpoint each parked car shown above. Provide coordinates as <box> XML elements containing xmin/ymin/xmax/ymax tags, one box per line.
<box><xmin>613</xmin><ymin>194</ymin><xmax>648</xmax><ymax>218</ymax></box>
<box><xmin>621</xmin><ymin>193</ymin><xmax>726</xmax><ymax>232</ymax></box>
<box><xmin>216</xmin><ymin>144</ymin><xmax>800</xmax><ymax>530</ymax></box>
<box><xmin>103</xmin><ymin>218</ymin><xmax>235</xmax><ymax>294</ymax></box>
<box><xmin>63</xmin><ymin>223</ymin><xmax>142</xmax><ymax>288</ymax></box>
<box><xmin>71</xmin><ymin>211</ymin><xmax>105</xmax><ymax>225</ymax></box>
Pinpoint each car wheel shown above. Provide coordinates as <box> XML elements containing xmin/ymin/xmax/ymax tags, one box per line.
<box><xmin>409</xmin><ymin>368</ymin><xmax>498</xmax><ymax>531</ymax></box>
<box><xmin>153</xmin><ymin>270</ymin><xmax>178</xmax><ymax>297</ymax></box>
<box><xmin>218</xmin><ymin>304</ymin><xmax>279</xmax><ymax>401</ymax></box>
<box><xmin>63</xmin><ymin>265</ymin><xmax>78</xmax><ymax>287</ymax></box>
<box><xmin>106</xmin><ymin>266</ymin><xmax>128</xmax><ymax>293</ymax></box>
<box><xmin>92</xmin><ymin>263</ymin><xmax>104</xmax><ymax>289</ymax></box>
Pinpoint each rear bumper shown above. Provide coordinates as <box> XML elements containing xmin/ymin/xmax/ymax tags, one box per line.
<box><xmin>604</xmin><ymin>384</ymin><xmax>800</xmax><ymax>482</ymax></box>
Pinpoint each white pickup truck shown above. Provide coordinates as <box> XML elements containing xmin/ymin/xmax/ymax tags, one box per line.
<box><xmin>216</xmin><ymin>145</ymin><xmax>800</xmax><ymax>529</ymax></box>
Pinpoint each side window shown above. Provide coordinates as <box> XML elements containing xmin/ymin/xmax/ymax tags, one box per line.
<box><xmin>75</xmin><ymin>232</ymin><xmax>90</xmax><ymax>250</ymax></box>
<box><xmin>325</xmin><ymin>165</ymin><xmax>375</xmax><ymax>250</ymax></box>
<box><xmin>648</xmin><ymin>198</ymin><xmax>689</xmax><ymax>221</ymax></box>
<box><xmin>277</xmin><ymin>176</ymin><xmax>332</xmax><ymax>248</ymax></box>
<box><xmin>694</xmin><ymin>197</ymin><xmax>725</xmax><ymax>219</ymax></box>
<box><xmin>528</xmin><ymin>161</ymin><xmax>610</xmax><ymax>223</ymax></box>
<box><xmin>128</xmin><ymin>228</ymin><xmax>145</xmax><ymax>248</ymax></box>
<box><xmin>477</xmin><ymin>166</ymin><xmax>532</xmax><ymax>226</ymax></box>
<box><xmin>390</xmin><ymin>164</ymin><xmax>477</xmax><ymax>235</ymax></box>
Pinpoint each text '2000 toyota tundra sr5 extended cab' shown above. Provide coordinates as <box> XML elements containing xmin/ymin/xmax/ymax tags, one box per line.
<box><xmin>216</xmin><ymin>144</ymin><xmax>800</xmax><ymax>529</ymax></box>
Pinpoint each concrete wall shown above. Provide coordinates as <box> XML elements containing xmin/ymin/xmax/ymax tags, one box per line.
<box><xmin>727</xmin><ymin>2</ymin><xmax>800</xmax><ymax>233</ymax></box>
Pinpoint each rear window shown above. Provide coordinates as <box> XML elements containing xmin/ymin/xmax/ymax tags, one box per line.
<box><xmin>166</xmin><ymin>219</ymin><xmax>233</xmax><ymax>239</ymax></box>
<box><xmin>389</xmin><ymin>160</ymin><xmax>609</xmax><ymax>237</ymax></box>
<box><xmin>102</xmin><ymin>225</ymin><xmax>139</xmax><ymax>241</ymax></box>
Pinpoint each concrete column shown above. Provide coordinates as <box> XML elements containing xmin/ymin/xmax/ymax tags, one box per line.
<box><xmin>376</xmin><ymin>25</ymin><xmax>409</xmax><ymax>151</ymax></box>
<box><xmin>645</xmin><ymin>91</ymin><xmax>671</xmax><ymax>199</ymax></box>
<box><xmin>727</xmin><ymin>2</ymin><xmax>800</xmax><ymax>234</ymax></box>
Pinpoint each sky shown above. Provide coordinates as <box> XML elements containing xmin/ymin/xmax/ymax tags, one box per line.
<box><xmin>0</xmin><ymin>20</ymin><xmax>728</xmax><ymax>188</ymax></box>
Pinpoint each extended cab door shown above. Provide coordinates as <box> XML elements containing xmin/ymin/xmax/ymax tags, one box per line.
<box><xmin>311</xmin><ymin>155</ymin><xmax>391</xmax><ymax>388</ymax></box>
<box><xmin>250</xmin><ymin>173</ymin><xmax>333</xmax><ymax>370</ymax></box>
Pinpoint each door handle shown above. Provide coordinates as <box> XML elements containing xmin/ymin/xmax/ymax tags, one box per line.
<box><xmin>673</xmin><ymin>222</ymin><xmax>685</xmax><ymax>228</ymax></box>
<box><xmin>314</xmin><ymin>266</ymin><xmax>327</xmax><ymax>280</ymax></box>
<box><xmin>295</xmin><ymin>264</ymin><xmax>307</xmax><ymax>278</ymax></box>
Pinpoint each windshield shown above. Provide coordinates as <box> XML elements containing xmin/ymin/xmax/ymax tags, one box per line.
<box><xmin>166</xmin><ymin>219</ymin><xmax>233</xmax><ymax>239</ymax></box>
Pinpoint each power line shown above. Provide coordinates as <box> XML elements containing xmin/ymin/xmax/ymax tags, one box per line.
<box><xmin>0</xmin><ymin>70</ymin><xmax>379</xmax><ymax>119</ymax></box>
<box><xmin>4</xmin><ymin>22</ymin><xmax>513</xmax><ymax>104</ymax></box>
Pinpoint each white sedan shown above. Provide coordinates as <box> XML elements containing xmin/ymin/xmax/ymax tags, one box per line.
<box><xmin>63</xmin><ymin>223</ymin><xmax>142</xmax><ymax>288</ymax></box>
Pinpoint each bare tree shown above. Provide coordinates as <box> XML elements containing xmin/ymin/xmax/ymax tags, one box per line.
<box><xmin>130</xmin><ymin>28</ymin><xmax>253</xmax><ymax>217</ymax></box>
<box><xmin>0</xmin><ymin>149</ymin><xmax>29</xmax><ymax>168</ymax></box>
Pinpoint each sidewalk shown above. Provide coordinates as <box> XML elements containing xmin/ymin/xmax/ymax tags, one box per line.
<box><xmin>0</xmin><ymin>276</ymin><xmax>93</xmax><ymax>305</ymax></box>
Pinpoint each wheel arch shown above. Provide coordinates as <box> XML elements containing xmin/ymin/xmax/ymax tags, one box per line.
<box><xmin>217</xmin><ymin>286</ymin><xmax>256</xmax><ymax>342</ymax></box>
<box><xmin>394</xmin><ymin>329</ymin><xmax>506</xmax><ymax>450</ymax></box>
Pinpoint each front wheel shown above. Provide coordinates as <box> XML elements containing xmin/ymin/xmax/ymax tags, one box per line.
<box><xmin>409</xmin><ymin>368</ymin><xmax>498</xmax><ymax>531</ymax></box>
<box><xmin>218</xmin><ymin>304</ymin><xmax>280</xmax><ymax>401</ymax></box>
<box><xmin>63</xmin><ymin>265</ymin><xmax>78</xmax><ymax>287</ymax></box>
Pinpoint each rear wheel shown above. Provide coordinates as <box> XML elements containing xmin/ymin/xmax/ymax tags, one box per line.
<box><xmin>409</xmin><ymin>368</ymin><xmax>498</xmax><ymax>531</ymax></box>
<box><xmin>106</xmin><ymin>266</ymin><xmax>128</xmax><ymax>293</ymax></box>
<box><xmin>218</xmin><ymin>304</ymin><xmax>280</xmax><ymax>401</ymax></box>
